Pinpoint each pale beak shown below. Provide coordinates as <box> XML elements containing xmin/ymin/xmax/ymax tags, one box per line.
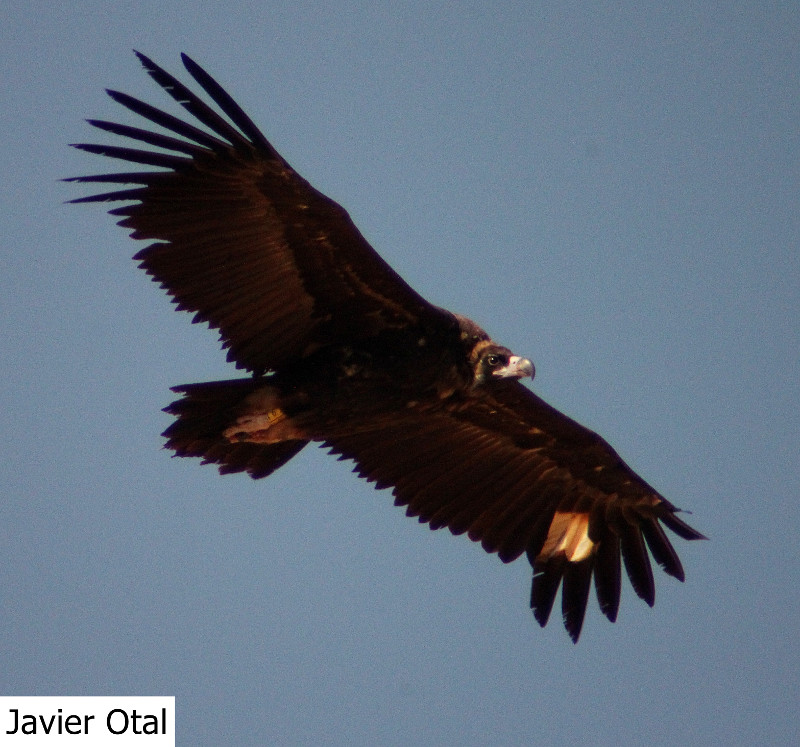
<box><xmin>494</xmin><ymin>355</ymin><xmax>535</xmax><ymax>380</ymax></box>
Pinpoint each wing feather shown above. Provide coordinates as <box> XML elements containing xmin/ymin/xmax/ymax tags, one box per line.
<box><xmin>530</xmin><ymin>557</ymin><xmax>565</xmax><ymax>628</ymax></box>
<box><xmin>104</xmin><ymin>88</ymin><xmax>232</xmax><ymax>152</ymax></box>
<box><xmin>593</xmin><ymin>524</ymin><xmax>622</xmax><ymax>622</ymax></box>
<box><xmin>561</xmin><ymin>559</ymin><xmax>594</xmax><ymax>643</ymax></box>
<box><xmin>619</xmin><ymin>519</ymin><xmax>656</xmax><ymax>606</ymax></box>
<box><xmin>641</xmin><ymin>518</ymin><xmax>685</xmax><ymax>581</ymax></box>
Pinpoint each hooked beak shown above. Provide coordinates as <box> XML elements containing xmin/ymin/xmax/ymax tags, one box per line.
<box><xmin>494</xmin><ymin>355</ymin><xmax>535</xmax><ymax>381</ymax></box>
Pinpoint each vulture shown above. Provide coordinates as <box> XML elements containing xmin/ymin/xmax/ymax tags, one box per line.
<box><xmin>69</xmin><ymin>52</ymin><xmax>704</xmax><ymax>642</ymax></box>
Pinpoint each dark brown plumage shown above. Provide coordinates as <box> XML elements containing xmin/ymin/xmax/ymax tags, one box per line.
<box><xmin>69</xmin><ymin>52</ymin><xmax>705</xmax><ymax>642</ymax></box>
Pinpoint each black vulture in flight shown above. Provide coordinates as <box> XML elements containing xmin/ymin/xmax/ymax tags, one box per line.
<box><xmin>69</xmin><ymin>52</ymin><xmax>704</xmax><ymax>642</ymax></box>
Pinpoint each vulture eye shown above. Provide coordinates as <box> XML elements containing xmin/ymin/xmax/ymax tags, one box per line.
<box><xmin>486</xmin><ymin>354</ymin><xmax>503</xmax><ymax>367</ymax></box>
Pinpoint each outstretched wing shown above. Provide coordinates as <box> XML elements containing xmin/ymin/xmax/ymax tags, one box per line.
<box><xmin>321</xmin><ymin>380</ymin><xmax>704</xmax><ymax>642</ymax></box>
<box><xmin>68</xmin><ymin>52</ymin><xmax>449</xmax><ymax>374</ymax></box>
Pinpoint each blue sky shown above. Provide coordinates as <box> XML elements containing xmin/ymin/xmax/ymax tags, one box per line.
<box><xmin>2</xmin><ymin>2</ymin><xmax>798</xmax><ymax>745</ymax></box>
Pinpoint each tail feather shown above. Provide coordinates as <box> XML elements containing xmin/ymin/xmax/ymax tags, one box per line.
<box><xmin>163</xmin><ymin>379</ymin><xmax>307</xmax><ymax>479</ymax></box>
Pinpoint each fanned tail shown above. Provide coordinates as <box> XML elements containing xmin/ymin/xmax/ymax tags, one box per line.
<box><xmin>163</xmin><ymin>379</ymin><xmax>307</xmax><ymax>479</ymax></box>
